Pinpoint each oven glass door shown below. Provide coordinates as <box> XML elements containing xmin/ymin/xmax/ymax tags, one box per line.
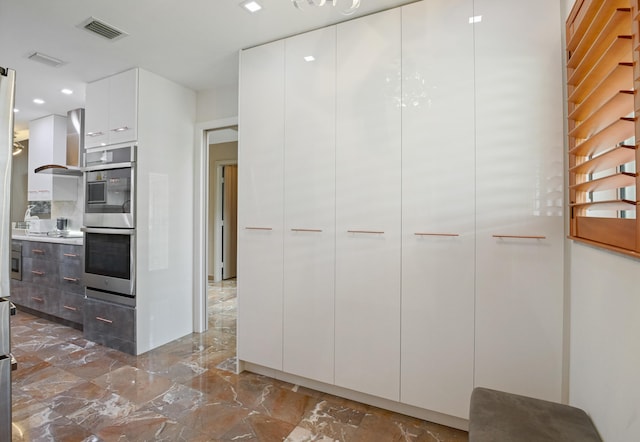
<box><xmin>84</xmin><ymin>228</ymin><xmax>135</xmax><ymax>299</ymax></box>
<box><xmin>85</xmin><ymin>167</ymin><xmax>132</xmax><ymax>214</ymax></box>
<box><xmin>86</xmin><ymin>231</ymin><xmax>131</xmax><ymax>279</ymax></box>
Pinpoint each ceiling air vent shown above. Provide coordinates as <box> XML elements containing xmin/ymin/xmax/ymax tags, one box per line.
<box><xmin>78</xmin><ymin>17</ymin><xmax>128</xmax><ymax>41</ymax></box>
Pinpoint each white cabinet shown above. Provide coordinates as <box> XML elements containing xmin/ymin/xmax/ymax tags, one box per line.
<box><xmin>474</xmin><ymin>0</ymin><xmax>564</xmax><ymax>402</ymax></box>
<box><xmin>400</xmin><ymin>0</ymin><xmax>475</xmax><ymax>419</ymax></box>
<box><xmin>85</xmin><ymin>69</ymin><xmax>138</xmax><ymax>148</ymax></box>
<box><xmin>28</xmin><ymin>115</ymin><xmax>76</xmax><ymax>201</ymax></box>
<box><xmin>283</xmin><ymin>28</ymin><xmax>336</xmax><ymax>384</ymax></box>
<box><xmin>237</xmin><ymin>41</ymin><xmax>285</xmax><ymax>371</ymax></box>
<box><xmin>334</xmin><ymin>9</ymin><xmax>402</xmax><ymax>401</ymax></box>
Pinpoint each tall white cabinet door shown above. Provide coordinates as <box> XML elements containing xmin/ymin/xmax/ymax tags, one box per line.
<box><xmin>474</xmin><ymin>0</ymin><xmax>565</xmax><ymax>401</ymax></box>
<box><xmin>237</xmin><ymin>41</ymin><xmax>285</xmax><ymax>370</ymax></box>
<box><xmin>108</xmin><ymin>69</ymin><xmax>138</xmax><ymax>145</ymax></box>
<box><xmin>400</xmin><ymin>0</ymin><xmax>475</xmax><ymax>419</ymax></box>
<box><xmin>283</xmin><ymin>28</ymin><xmax>336</xmax><ymax>384</ymax></box>
<box><xmin>335</xmin><ymin>9</ymin><xmax>402</xmax><ymax>401</ymax></box>
<box><xmin>85</xmin><ymin>78</ymin><xmax>110</xmax><ymax>148</ymax></box>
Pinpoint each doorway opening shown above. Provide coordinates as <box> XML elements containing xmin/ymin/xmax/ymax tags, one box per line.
<box><xmin>207</xmin><ymin>128</ymin><xmax>238</xmax><ymax>283</ymax></box>
<box><xmin>194</xmin><ymin>117</ymin><xmax>237</xmax><ymax>334</ymax></box>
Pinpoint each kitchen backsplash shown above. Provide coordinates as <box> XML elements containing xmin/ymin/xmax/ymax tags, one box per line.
<box><xmin>26</xmin><ymin>179</ymin><xmax>83</xmax><ymax>231</ymax></box>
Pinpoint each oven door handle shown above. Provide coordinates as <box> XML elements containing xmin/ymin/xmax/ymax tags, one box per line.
<box><xmin>82</xmin><ymin>227</ymin><xmax>135</xmax><ymax>235</ymax></box>
<box><xmin>84</xmin><ymin>161</ymin><xmax>134</xmax><ymax>172</ymax></box>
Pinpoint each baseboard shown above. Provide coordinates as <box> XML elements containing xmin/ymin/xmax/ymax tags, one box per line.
<box><xmin>239</xmin><ymin>360</ymin><xmax>469</xmax><ymax>432</ymax></box>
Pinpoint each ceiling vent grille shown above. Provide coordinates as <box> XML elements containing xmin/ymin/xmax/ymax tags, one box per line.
<box><xmin>78</xmin><ymin>17</ymin><xmax>128</xmax><ymax>41</ymax></box>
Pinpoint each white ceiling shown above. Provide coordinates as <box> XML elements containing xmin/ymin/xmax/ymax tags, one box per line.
<box><xmin>1</xmin><ymin>0</ymin><xmax>416</xmax><ymax>140</ymax></box>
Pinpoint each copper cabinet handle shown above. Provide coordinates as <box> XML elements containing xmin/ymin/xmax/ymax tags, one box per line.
<box><xmin>63</xmin><ymin>305</ymin><xmax>78</xmax><ymax>312</ymax></box>
<box><xmin>63</xmin><ymin>253</ymin><xmax>78</xmax><ymax>257</ymax></box>
<box><xmin>96</xmin><ymin>316</ymin><xmax>113</xmax><ymax>324</ymax></box>
<box><xmin>414</xmin><ymin>232</ymin><xmax>460</xmax><ymax>237</ymax></box>
<box><xmin>32</xmin><ymin>297</ymin><xmax>44</xmax><ymax>303</ymax></box>
<box><xmin>291</xmin><ymin>228</ymin><xmax>323</xmax><ymax>233</ymax></box>
<box><xmin>492</xmin><ymin>234</ymin><xmax>546</xmax><ymax>240</ymax></box>
<box><xmin>31</xmin><ymin>270</ymin><xmax>45</xmax><ymax>276</ymax></box>
<box><xmin>347</xmin><ymin>230</ymin><xmax>384</xmax><ymax>234</ymax></box>
<box><xmin>32</xmin><ymin>249</ymin><xmax>45</xmax><ymax>254</ymax></box>
<box><xmin>63</xmin><ymin>276</ymin><xmax>79</xmax><ymax>282</ymax></box>
<box><xmin>245</xmin><ymin>227</ymin><xmax>273</xmax><ymax>231</ymax></box>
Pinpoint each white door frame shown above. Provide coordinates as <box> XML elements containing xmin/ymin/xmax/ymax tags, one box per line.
<box><xmin>193</xmin><ymin>116</ymin><xmax>238</xmax><ymax>333</ymax></box>
<box><xmin>213</xmin><ymin>159</ymin><xmax>238</xmax><ymax>282</ymax></box>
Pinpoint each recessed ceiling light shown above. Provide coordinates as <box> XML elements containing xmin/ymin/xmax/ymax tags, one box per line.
<box><xmin>241</xmin><ymin>0</ymin><xmax>262</xmax><ymax>13</ymax></box>
<box><xmin>27</xmin><ymin>52</ymin><xmax>65</xmax><ymax>68</ymax></box>
<box><xmin>33</xmin><ymin>98</ymin><xmax>45</xmax><ymax>104</ymax></box>
<box><xmin>469</xmin><ymin>15</ymin><xmax>482</xmax><ymax>23</ymax></box>
<box><xmin>13</xmin><ymin>108</ymin><xmax>19</xmax><ymax>113</ymax></box>
<box><xmin>61</xmin><ymin>88</ymin><xmax>73</xmax><ymax>95</ymax></box>
<box><xmin>304</xmin><ymin>55</ymin><xmax>316</xmax><ymax>62</ymax></box>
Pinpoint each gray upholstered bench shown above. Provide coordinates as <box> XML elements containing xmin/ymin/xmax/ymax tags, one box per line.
<box><xmin>469</xmin><ymin>387</ymin><xmax>602</xmax><ymax>442</ymax></box>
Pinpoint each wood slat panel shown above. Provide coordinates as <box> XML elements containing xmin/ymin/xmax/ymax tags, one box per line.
<box><xmin>570</xmin><ymin>117</ymin><xmax>635</xmax><ymax>157</ymax></box>
<box><xmin>568</xmin><ymin>37</ymin><xmax>632</xmax><ymax>87</ymax></box>
<box><xmin>569</xmin><ymin>62</ymin><xmax>633</xmax><ymax>105</ymax></box>
<box><xmin>570</xmin><ymin>172</ymin><xmax>637</xmax><ymax>192</ymax></box>
<box><xmin>570</xmin><ymin>199</ymin><xmax>637</xmax><ymax>211</ymax></box>
<box><xmin>567</xmin><ymin>0</ymin><xmax>630</xmax><ymax>51</ymax></box>
<box><xmin>569</xmin><ymin>91</ymin><xmax>635</xmax><ymax>138</ymax></box>
<box><xmin>575</xmin><ymin>216</ymin><xmax>637</xmax><ymax>250</ymax></box>
<box><xmin>569</xmin><ymin>69</ymin><xmax>633</xmax><ymax>119</ymax></box>
<box><xmin>570</xmin><ymin>144</ymin><xmax>636</xmax><ymax>174</ymax></box>
<box><xmin>568</xmin><ymin>8</ymin><xmax>632</xmax><ymax>69</ymax></box>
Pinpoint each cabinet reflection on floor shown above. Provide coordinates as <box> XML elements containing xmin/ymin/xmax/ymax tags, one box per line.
<box><xmin>9</xmin><ymin>280</ymin><xmax>467</xmax><ymax>441</ymax></box>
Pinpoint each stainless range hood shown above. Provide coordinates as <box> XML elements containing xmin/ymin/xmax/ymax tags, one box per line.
<box><xmin>34</xmin><ymin>108</ymin><xmax>84</xmax><ymax>176</ymax></box>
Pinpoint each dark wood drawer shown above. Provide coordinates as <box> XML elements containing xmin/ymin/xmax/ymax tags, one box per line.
<box><xmin>22</xmin><ymin>258</ymin><xmax>58</xmax><ymax>287</ymax></box>
<box><xmin>26</xmin><ymin>286</ymin><xmax>59</xmax><ymax>316</ymax></box>
<box><xmin>22</xmin><ymin>241</ymin><xmax>55</xmax><ymax>260</ymax></box>
<box><xmin>58</xmin><ymin>261</ymin><xmax>83</xmax><ymax>294</ymax></box>
<box><xmin>84</xmin><ymin>298</ymin><xmax>136</xmax><ymax>354</ymax></box>
<box><xmin>57</xmin><ymin>291</ymin><xmax>84</xmax><ymax>324</ymax></box>
<box><xmin>58</xmin><ymin>245</ymin><xmax>82</xmax><ymax>264</ymax></box>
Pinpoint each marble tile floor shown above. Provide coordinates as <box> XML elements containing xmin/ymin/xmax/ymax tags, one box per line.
<box><xmin>9</xmin><ymin>279</ymin><xmax>469</xmax><ymax>441</ymax></box>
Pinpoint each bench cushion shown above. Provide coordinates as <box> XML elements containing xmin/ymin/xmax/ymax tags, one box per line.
<box><xmin>469</xmin><ymin>387</ymin><xmax>602</xmax><ymax>442</ymax></box>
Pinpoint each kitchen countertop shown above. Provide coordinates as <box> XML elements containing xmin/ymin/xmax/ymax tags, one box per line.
<box><xmin>12</xmin><ymin>230</ymin><xmax>83</xmax><ymax>246</ymax></box>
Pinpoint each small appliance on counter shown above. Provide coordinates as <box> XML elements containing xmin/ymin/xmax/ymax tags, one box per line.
<box><xmin>56</xmin><ymin>217</ymin><xmax>69</xmax><ymax>231</ymax></box>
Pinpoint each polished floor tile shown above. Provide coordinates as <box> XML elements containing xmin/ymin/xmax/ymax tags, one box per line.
<box><xmin>10</xmin><ymin>279</ymin><xmax>468</xmax><ymax>441</ymax></box>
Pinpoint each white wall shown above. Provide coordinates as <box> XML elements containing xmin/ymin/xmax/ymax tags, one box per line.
<box><xmin>569</xmin><ymin>243</ymin><xmax>640</xmax><ymax>441</ymax></box>
<box><xmin>196</xmin><ymin>84</ymin><xmax>238</xmax><ymax>123</ymax></box>
<box><xmin>562</xmin><ymin>0</ymin><xmax>640</xmax><ymax>440</ymax></box>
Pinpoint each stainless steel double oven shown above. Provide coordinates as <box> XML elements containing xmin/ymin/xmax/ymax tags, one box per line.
<box><xmin>83</xmin><ymin>144</ymin><xmax>136</xmax><ymax>306</ymax></box>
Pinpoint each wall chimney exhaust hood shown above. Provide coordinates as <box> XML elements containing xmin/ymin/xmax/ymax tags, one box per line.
<box><xmin>35</xmin><ymin>108</ymin><xmax>84</xmax><ymax>176</ymax></box>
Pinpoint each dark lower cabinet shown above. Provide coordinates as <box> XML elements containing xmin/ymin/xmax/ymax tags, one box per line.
<box><xmin>83</xmin><ymin>298</ymin><xmax>136</xmax><ymax>355</ymax></box>
<box><xmin>11</xmin><ymin>240</ymin><xmax>84</xmax><ymax>327</ymax></box>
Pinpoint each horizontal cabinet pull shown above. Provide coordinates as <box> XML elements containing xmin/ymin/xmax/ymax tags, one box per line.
<box><xmin>348</xmin><ymin>230</ymin><xmax>384</xmax><ymax>235</ymax></box>
<box><xmin>96</xmin><ymin>316</ymin><xmax>113</xmax><ymax>324</ymax></box>
<box><xmin>32</xmin><ymin>249</ymin><xmax>45</xmax><ymax>254</ymax></box>
<box><xmin>63</xmin><ymin>253</ymin><xmax>78</xmax><ymax>257</ymax></box>
<box><xmin>111</xmin><ymin>126</ymin><xmax>130</xmax><ymax>132</ymax></box>
<box><xmin>63</xmin><ymin>305</ymin><xmax>78</xmax><ymax>312</ymax></box>
<box><xmin>63</xmin><ymin>277</ymin><xmax>79</xmax><ymax>282</ymax></box>
<box><xmin>492</xmin><ymin>234</ymin><xmax>546</xmax><ymax>240</ymax></box>
<box><xmin>86</xmin><ymin>131</ymin><xmax>104</xmax><ymax>137</ymax></box>
<box><xmin>31</xmin><ymin>270</ymin><xmax>45</xmax><ymax>276</ymax></box>
<box><xmin>291</xmin><ymin>228</ymin><xmax>323</xmax><ymax>233</ymax></box>
<box><xmin>32</xmin><ymin>297</ymin><xmax>44</xmax><ymax>303</ymax></box>
<box><xmin>245</xmin><ymin>227</ymin><xmax>273</xmax><ymax>231</ymax></box>
<box><xmin>414</xmin><ymin>232</ymin><xmax>460</xmax><ymax>237</ymax></box>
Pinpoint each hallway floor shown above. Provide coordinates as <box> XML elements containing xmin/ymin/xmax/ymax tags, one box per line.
<box><xmin>10</xmin><ymin>280</ymin><xmax>468</xmax><ymax>441</ymax></box>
